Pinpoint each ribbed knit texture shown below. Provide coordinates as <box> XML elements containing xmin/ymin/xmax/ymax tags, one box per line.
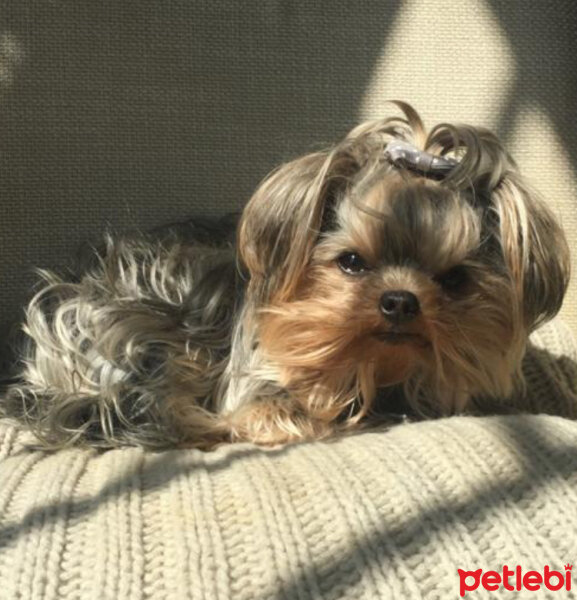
<box><xmin>1</xmin><ymin>319</ymin><xmax>577</xmax><ymax>599</ymax></box>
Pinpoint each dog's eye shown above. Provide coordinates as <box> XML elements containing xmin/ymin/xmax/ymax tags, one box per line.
<box><xmin>337</xmin><ymin>252</ymin><xmax>369</xmax><ymax>275</ymax></box>
<box><xmin>435</xmin><ymin>265</ymin><xmax>469</xmax><ymax>292</ymax></box>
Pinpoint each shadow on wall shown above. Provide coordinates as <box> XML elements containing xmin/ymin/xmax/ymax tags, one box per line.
<box><xmin>488</xmin><ymin>1</ymin><xmax>577</xmax><ymax>165</ymax></box>
<box><xmin>0</xmin><ymin>1</ymin><xmax>400</xmax><ymax>366</ymax></box>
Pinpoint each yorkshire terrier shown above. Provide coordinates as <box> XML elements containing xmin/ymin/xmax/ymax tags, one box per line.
<box><xmin>2</xmin><ymin>102</ymin><xmax>570</xmax><ymax>448</ymax></box>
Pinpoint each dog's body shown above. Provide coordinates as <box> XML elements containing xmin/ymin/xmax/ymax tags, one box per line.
<box><xmin>3</xmin><ymin>103</ymin><xmax>570</xmax><ymax>448</ymax></box>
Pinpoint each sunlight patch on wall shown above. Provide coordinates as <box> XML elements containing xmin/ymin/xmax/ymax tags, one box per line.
<box><xmin>0</xmin><ymin>32</ymin><xmax>24</xmax><ymax>89</ymax></box>
<box><xmin>358</xmin><ymin>0</ymin><xmax>515</xmax><ymax>130</ymax></box>
<box><xmin>509</xmin><ymin>106</ymin><xmax>577</xmax><ymax>217</ymax></box>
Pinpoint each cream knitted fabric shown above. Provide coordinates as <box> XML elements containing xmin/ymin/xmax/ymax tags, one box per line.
<box><xmin>0</xmin><ymin>320</ymin><xmax>576</xmax><ymax>599</ymax></box>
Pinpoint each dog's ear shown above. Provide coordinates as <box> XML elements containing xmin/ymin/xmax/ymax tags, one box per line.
<box><xmin>490</xmin><ymin>175</ymin><xmax>570</xmax><ymax>331</ymax></box>
<box><xmin>239</xmin><ymin>150</ymin><xmax>351</xmax><ymax>302</ymax></box>
<box><xmin>430</xmin><ymin>121</ymin><xmax>570</xmax><ymax>332</ymax></box>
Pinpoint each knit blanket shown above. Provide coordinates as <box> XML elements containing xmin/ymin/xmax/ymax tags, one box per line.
<box><xmin>1</xmin><ymin>320</ymin><xmax>576</xmax><ymax>599</ymax></box>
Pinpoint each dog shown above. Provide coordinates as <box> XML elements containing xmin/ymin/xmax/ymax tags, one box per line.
<box><xmin>2</xmin><ymin>102</ymin><xmax>569</xmax><ymax>449</ymax></box>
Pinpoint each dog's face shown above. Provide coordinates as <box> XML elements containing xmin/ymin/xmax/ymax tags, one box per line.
<box><xmin>238</xmin><ymin>106</ymin><xmax>569</xmax><ymax>420</ymax></box>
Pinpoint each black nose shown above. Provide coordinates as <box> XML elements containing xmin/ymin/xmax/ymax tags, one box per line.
<box><xmin>380</xmin><ymin>290</ymin><xmax>420</xmax><ymax>323</ymax></box>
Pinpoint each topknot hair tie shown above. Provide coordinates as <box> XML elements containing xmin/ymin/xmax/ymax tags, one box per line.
<box><xmin>384</xmin><ymin>140</ymin><xmax>458</xmax><ymax>179</ymax></box>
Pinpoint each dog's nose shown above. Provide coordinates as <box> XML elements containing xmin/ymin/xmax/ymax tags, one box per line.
<box><xmin>380</xmin><ymin>290</ymin><xmax>420</xmax><ymax>323</ymax></box>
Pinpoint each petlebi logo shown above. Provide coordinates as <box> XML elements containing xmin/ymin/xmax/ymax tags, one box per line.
<box><xmin>458</xmin><ymin>564</ymin><xmax>572</xmax><ymax>597</ymax></box>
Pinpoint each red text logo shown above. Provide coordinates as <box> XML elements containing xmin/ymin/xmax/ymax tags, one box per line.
<box><xmin>458</xmin><ymin>564</ymin><xmax>572</xmax><ymax>596</ymax></box>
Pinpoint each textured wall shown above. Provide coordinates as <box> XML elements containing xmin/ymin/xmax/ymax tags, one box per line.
<box><xmin>0</xmin><ymin>1</ymin><xmax>575</xmax><ymax>368</ymax></box>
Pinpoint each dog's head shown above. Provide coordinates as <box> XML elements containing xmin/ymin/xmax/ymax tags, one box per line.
<box><xmin>238</xmin><ymin>102</ymin><xmax>569</xmax><ymax>419</ymax></box>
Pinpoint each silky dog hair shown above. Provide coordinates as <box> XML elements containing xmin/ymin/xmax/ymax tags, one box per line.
<box><xmin>3</xmin><ymin>103</ymin><xmax>569</xmax><ymax>448</ymax></box>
